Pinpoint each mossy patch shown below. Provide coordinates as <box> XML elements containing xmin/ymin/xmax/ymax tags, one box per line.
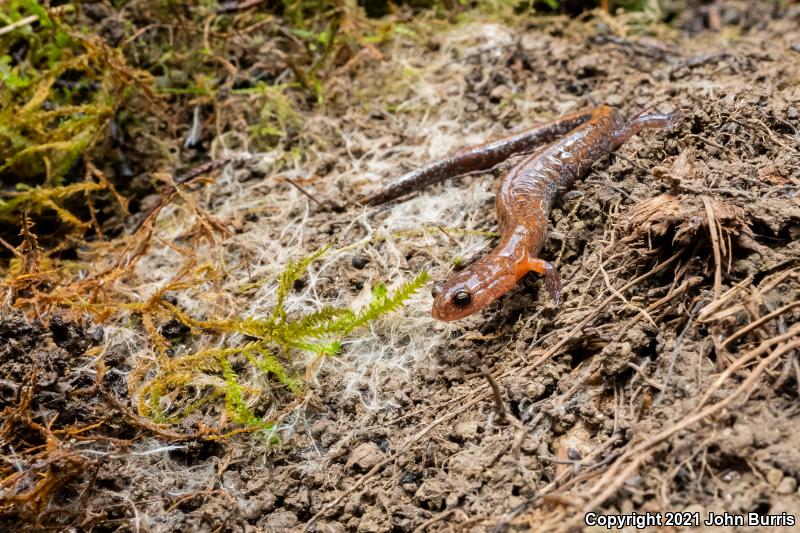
<box><xmin>135</xmin><ymin>245</ymin><xmax>429</xmax><ymax>431</ymax></box>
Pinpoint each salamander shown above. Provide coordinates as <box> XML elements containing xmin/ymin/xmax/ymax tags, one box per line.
<box><xmin>418</xmin><ymin>106</ymin><xmax>682</xmax><ymax>321</ymax></box>
<box><xmin>368</xmin><ymin>105</ymin><xmax>681</xmax><ymax>321</ymax></box>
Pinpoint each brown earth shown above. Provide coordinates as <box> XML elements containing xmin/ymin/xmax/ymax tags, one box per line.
<box><xmin>2</xmin><ymin>2</ymin><xmax>800</xmax><ymax>532</ymax></box>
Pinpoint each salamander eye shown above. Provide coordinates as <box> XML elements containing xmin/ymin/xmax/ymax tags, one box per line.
<box><xmin>431</xmin><ymin>282</ymin><xmax>443</xmax><ymax>298</ymax></box>
<box><xmin>452</xmin><ymin>290</ymin><xmax>472</xmax><ymax>307</ymax></box>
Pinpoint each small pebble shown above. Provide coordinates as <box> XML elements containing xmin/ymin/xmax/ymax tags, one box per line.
<box><xmin>606</xmin><ymin>94</ymin><xmax>625</xmax><ymax>107</ymax></box>
<box><xmin>766</xmin><ymin>468</ymin><xmax>783</xmax><ymax>486</ymax></box>
<box><xmin>452</xmin><ymin>419</ymin><xmax>479</xmax><ymax>441</ymax></box>
<box><xmin>351</xmin><ymin>255</ymin><xmax>369</xmax><ymax>269</ymax></box>
<box><xmin>777</xmin><ymin>476</ymin><xmax>797</xmax><ymax>495</ymax></box>
<box><xmin>347</xmin><ymin>441</ymin><xmax>384</xmax><ymax>472</ymax></box>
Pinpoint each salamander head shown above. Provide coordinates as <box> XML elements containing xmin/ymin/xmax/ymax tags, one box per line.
<box><xmin>430</xmin><ymin>257</ymin><xmax>520</xmax><ymax>321</ymax></box>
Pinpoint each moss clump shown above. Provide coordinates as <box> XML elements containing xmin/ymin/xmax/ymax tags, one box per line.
<box><xmin>0</xmin><ymin>1</ymin><xmax>154</xmax><ymax>230</ymax></box>
<box><xmin>137</xmin><ymin>245</ymin><xmax>429</xmax><ymax>431</ymax></box>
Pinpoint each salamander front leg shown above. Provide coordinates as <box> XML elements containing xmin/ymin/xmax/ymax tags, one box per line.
<box><xmin>527</xmin><ymin>258</ymin><xmax>562</xmax><ymax>306</ymax></box>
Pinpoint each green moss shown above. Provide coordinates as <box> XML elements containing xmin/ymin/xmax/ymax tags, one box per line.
<box><xmin>233</xmin><ymin>82</ymin><xmax>303</xmax><ymax>144</ymax></box>
<box><xmin>0</xmin><ymin>182</ymin><xmax>104</xmax><ymax>226</ymax></box>
<box><xmin>0</xmin><ymin>1</ymin><xmax>153</xmax><ymax>232</ymax></box>
<box><xmin>139</xmin><ymin>245</ymin><xmax>429</xmax><ymax>430</ymax></box>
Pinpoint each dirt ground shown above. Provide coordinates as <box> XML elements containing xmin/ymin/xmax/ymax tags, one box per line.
<box><xmin>2</xmin><ymin>2</ymin><xmax>800</xmax><ymax>532</ymax></box>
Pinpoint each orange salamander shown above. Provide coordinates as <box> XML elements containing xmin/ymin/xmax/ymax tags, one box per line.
<box><xmin>367</xmin><ymin>105</ymin><xmax>682</xmax><ymax>321</ymax></box>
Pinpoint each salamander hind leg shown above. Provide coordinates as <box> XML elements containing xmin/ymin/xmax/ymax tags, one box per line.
<box><xmin>613</xmin><ymin>110</ymin><xmax>683</xmax><ymax>147</ymax></box>
<box><xmin>527</xmin><ymin>258</ymin><xmax>562</xmax><ymax>306</ymax></box>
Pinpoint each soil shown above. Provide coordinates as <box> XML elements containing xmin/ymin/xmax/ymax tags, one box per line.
<box><xmin>2</xmin><ymin>2</ymin><xmax>800</xmax><ymax>532</ymax></box>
